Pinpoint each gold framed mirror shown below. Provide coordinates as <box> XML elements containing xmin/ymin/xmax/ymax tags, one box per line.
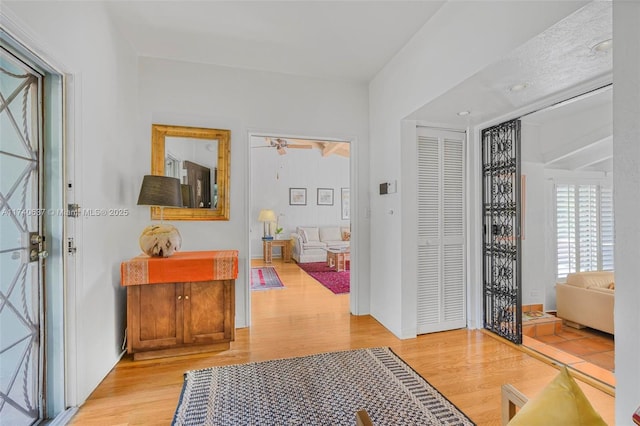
<box><xmin>151</xmin><ymin>124</ymin><xmax>230</xmax><ymax>220</ymax></box>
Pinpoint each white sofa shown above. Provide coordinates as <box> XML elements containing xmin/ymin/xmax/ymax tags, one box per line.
<box><xmin>291</xmin><ymin>226</ymin><xmax>350</xmax><ymax>263</ymax></box>
<box><xmin>556</xmin><ymin>271</ymin><xmax>614</xmax><ymax>334</ymax></box>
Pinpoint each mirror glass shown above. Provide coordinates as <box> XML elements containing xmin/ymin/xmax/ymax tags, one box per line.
<box><xmin>151</xmin><ymin>124</ymin><xmax>230</xmax><ymax>220</ymax></box>
<box><xmin>165</xmin><ymin>137</ymin><xmax>219</xmax><ymax>209</ymax></box>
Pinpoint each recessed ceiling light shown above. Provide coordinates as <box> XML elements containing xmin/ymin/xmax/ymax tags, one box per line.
<box><xmin>457</xmin><ymin>111</ymin><xmax>470</xmax><ymax>116</ymax></box>
<box><xmin>508</xmin><ymin>83</ymin><xmax>529</xmax><ymax>92</ymax></box>
<box><xmin>592</xmin><ymin>39</ymin><xmax>612</xmax><ymax>53</ymax></box>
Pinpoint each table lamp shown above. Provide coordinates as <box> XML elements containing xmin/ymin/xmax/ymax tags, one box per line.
<box><xmin>137</xmin><ymin>175</ymin><xmax>183</xmax><ymax>257</ymax></box>
<box><xmin>258</xmin><ymin>209</ymin><xmax>276</xmax><ymax>240</ymax></box>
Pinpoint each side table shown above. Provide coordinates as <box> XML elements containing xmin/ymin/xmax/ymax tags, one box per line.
<box><xmin>326</xmin><ymin>248</ymin><xmax>350</xmax><ymax>272</ymax></box>
<box><xmin>263</xmin><ymin>239</ymin><xmax>292</xmax><ymax>263</ymax></box>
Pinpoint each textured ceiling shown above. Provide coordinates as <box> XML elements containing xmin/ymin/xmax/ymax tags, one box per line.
<box><xmin>408</xmin><ymin>1</ymin><xmax>612</xmax><ymax>127</ymax></box>
<box><xmin>106</xmin><ymin>1</ymin><xmax>444</xmax><ymax>82</ymax></box>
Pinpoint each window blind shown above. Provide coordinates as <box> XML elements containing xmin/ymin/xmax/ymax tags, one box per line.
<box><xmin>555</xmin><ymin>183</ymin><xmax>614</xmax><ymax>278</ymax></box>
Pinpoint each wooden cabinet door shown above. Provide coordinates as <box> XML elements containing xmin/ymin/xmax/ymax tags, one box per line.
<box><xmin>128</xmin><ymin>283</ymin><xmax>183</xmax><ymax>351</ymax></box>
<box><xmin>183</xmin><ymin>280</ymin><xmax>234</xmax><ymax>345</ymax></box>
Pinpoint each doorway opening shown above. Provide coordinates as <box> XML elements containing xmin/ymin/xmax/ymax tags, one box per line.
<box><xmin>479</xmin><ymin>85</ymin><xmax>615</xmax><ymax>389</ymax></box>
<box><xmin>248</xmin><ymin>133</ymin><xmax>352</xmax><ymax>324</ymax></box>
<box><xmin>519</xmin><ymin>85</ymin><xmax>614</xmax><ymax>388</ymax></box>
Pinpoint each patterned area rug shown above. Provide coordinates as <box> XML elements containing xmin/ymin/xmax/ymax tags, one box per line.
<box><xmin>297</xmin><ymin>262</ymin><xmax>349</xmax><ymax>294</ymax></box>
<box><xmin>172</xmin><ymin>347</ymin><xmax>475</xmax><ymax>426</ymax></box>
<box><xmin>250</xmin><ymin>267</ymin><xmax>284</xmax><ymax>290</ymax></box>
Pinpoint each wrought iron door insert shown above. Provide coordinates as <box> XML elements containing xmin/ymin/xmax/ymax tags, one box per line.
<box><xmin>482</xmin><ymin>119</ymin><xmax>522</xmax><ymax>344</ymax></box>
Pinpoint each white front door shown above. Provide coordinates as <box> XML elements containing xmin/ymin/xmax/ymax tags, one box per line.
<box><xmin>0</xmin><ymin>47</ymin><xmax>45</xmax><ymax>425</ymax></box>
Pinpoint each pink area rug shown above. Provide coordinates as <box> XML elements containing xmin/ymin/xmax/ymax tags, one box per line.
<box><xmin>250</xmin><ymin>267</ymin><xmax>285</xmax><ymax>291</ymax></box>
<box><xmin>297</xmin><ymin>262</ymin><xmax>350</xmax><ymax>295</ymax></box>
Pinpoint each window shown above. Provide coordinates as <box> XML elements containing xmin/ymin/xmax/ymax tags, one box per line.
<box><xmin>555</xmin><ymin>183</ymin><xmax>614</xmax><ymax>278</ymax></box>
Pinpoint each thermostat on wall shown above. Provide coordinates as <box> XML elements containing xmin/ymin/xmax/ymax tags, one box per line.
<box><xmin>379</xmin><ymin>180</ymin><xmax>397</xmax><ymax>195</ymax></box>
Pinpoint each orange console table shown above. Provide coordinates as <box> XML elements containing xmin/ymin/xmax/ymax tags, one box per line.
<box><xmin>121</xmin><ymin>250</ymin><xmax>238</xmax><ymax>360</ymax></box>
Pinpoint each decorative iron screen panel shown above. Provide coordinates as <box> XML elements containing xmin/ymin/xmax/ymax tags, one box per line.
<box><xmin>482</xmin><ymin>119</ymin><xmax>522</xmax><ymax>344</ymax></box>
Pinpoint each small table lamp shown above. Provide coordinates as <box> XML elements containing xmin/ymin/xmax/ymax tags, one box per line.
<box><xmin>258</xmin><ymin>209</ymin><xmax>276</xmax><ymax>239</ymax></box>
<box><xmin>137</xmin><ymin>175</ymin><xmax>183</xmax><ymax>257</ymax></box>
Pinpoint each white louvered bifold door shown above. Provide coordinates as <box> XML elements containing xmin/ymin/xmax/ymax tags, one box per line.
<box><xmin>417</xmin><ymin>128</ymin><xmax>466</xmax><ymax>334</ymax></box>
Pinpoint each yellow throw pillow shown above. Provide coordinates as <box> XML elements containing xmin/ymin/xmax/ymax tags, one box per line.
<box><xmin>608</xmin><ymin>281</ymin><xmax>615</xmax><ymax>290</ymax></box>
<box><xmin>508</xmin><ymin>366</ymin><xmax>606</xmax><ymax>426</ymax></box>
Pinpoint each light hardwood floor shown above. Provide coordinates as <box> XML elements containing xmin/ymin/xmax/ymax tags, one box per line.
<box><xmin>70</xmin><ymin>259</ymin><xmax>615</xmax><ymax>425</ymax></box>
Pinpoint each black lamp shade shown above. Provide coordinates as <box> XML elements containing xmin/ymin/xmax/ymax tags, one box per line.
<box><xmin>137</xmin><ymin>175</ymin><xmax>183</xmax><ymax>207</ymax></box>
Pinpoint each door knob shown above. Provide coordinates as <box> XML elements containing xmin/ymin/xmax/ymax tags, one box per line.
<box><xmin>28</xmin><ymin>232</ymin><xmax>46</xmax><ymax>262</ymax></box>
<box><xmin>30</xmin><ymin>249</ymin><xmax>48</xmax><ymax>261</ymax></box>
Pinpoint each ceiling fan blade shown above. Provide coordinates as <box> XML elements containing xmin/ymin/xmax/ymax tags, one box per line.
<box><xmin>287</xmin><ymin>144</ymin><xmax>312</xmax><ymax>149</ymax></box>
<box><xmin>277</xmin><ymin>147</ymin><xmax>287</xmax><ymax>155</ymax></box>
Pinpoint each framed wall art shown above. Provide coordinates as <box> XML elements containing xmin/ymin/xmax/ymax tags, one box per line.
<box><xmin>317</xmin><ymin>188</ymin><xmax>334</xmax><ymax>206</ymax></box>
<box><xmin>289</xmin><ymin>188</ymin><xmax>307</xmax><ymax>205</ymax></box>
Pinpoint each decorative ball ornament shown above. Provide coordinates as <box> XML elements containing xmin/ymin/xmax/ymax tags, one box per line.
<box><xmin>139</xmin><ymin>224</ymin><xmax>182</xmax><ymax>257</ymax></box>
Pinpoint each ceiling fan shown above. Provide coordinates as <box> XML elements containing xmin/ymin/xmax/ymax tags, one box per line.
<box><xmin>254</xmin><ymin>137</ymin><xmax>312</xmax><ymax>155</ymax></box>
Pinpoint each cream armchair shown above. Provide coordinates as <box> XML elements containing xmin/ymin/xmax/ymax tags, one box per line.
<box><xmin>556</xmin><ymin>271</ymin><xmax>614</xmax><ymax>334</ymax></box>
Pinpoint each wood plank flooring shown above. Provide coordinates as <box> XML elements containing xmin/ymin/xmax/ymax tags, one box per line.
<box><xmin>70</xmin><ymin>259</ymin><xmax>615</xmax><ymax>425</ymax></box>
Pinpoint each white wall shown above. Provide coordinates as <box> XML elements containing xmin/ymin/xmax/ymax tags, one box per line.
<box><xmin>520</xmin><ymin>162</ymin><xmax>547</xmax><ymax>306</ymax></box>
<box><xmin>3</xmin><ymin>1</ymin><xmax>141</xmax><ymax>405</ymax></box>
<box><xmin>369</xmin><ymin>1</ymin><xmax>587</xmax><ymax>338</ymax></box>
<box><xmin>613</xmin><ymin>0</ymin><xmax>640</xmax><ymax>418</ymax></box>
<box><xmin>250</xmin><ymin>145</ymin><xmax>349</xmax><ymax>258</ymax></box>
<box><xmin>520</xmin><ymin>123</ymin><xmax>551</xmax><ymax>308</ymax></box>
<box><xmin>138</xmin><ymin>57</ymin><xmax>369</xmax><ymax>326</ymax></box>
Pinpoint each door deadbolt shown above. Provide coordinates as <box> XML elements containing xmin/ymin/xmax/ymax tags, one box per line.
<box><xmin>29</xmin><ymin>232</ymin><xmax>46</xmax><ymax>262</ymax></box>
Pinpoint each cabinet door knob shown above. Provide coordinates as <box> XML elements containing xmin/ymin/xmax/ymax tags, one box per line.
<box><xmin>177</xmin><ymin>295</ymin><xmax>182</xmax><ymax>300</ymax></box>
<box><xmin>185</xmin><ymin>295</ymin><xmax>189</xmax><ymax>300</ymax></box>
